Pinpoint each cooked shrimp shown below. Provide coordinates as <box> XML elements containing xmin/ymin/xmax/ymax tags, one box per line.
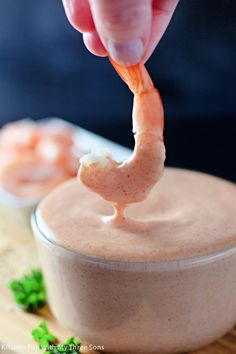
<box><xmin>0</xmin><ymin>120</ymin><xmax>80</xmax><ymax>199</ymax></box>
<box><xmin>42</xmin><ymin>124</ymin><xmax>74</xmax><ymax>147</ymax></box>
<box><xmin>79</xmin><ymin>60</ymin><xmax>166</xmax><ymax>215</ymax></box>
<box><xmin>0</xmin><ymin>121</ymin><xmax>40</xmax><ymax>150</ymax></box>
<box><xmin>0</xmin><ymin>155</ymin><xmax>66</xmax><ymax>199</ymax></box>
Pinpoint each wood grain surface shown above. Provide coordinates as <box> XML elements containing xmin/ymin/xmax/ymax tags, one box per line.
<box><xmin>0</xmin><ymin>202</ymin><xmax>236</xmax><ymax>354</ymax></box>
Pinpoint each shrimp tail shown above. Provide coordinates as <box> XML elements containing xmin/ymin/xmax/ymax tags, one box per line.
<box><xmin>110</xmin><ymin>58</ymin><xmax>164</xmax><ymax>138</ymax></box>
<box><xmin>109</xmin><ymin>58</ymin><xmax>154</xmax><ymax>95</ymax></box>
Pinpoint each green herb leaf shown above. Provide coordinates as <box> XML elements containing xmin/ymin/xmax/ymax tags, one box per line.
<box><xmin>9</xmin><ymin>269</ymin><xmax>47</xmax><ymax>312</ymax></box>
<box><xmin>32</xmin><ymin>322</ymin><xmax>81</xmax><ymax>354</ymax></box>
<box><xmin>32</xmin><ymin>321</ymin><xmax>58</xmax><ymax>349</ymax></box>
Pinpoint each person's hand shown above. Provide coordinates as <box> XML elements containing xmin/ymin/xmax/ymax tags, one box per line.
<box><xmin>62</xmin><ymin>0</ymin><xmax>179</xmax><ymax>66</ymax></box>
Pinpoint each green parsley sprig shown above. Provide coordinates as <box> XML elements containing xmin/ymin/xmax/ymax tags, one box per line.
<box><xmin>32</xmin><ymin>321</ymin><xmax>81</xmax><ymax>354</ymax></box>
<box><xmin>32</xmin><ymin>321</ymin><xmax>58</xmax><ymax>349</ymax></box>
<box><xmin>9</xmin><ymin>269</ymin><xmax>47</xmax><ymax>312</ymax></box>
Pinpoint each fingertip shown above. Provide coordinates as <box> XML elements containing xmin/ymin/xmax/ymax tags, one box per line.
<box><xmin>83</xmin><ymin>31</ymin><xmax>108</xmax><ymax>57</ymax></box>
<box><xmin>107</xmin><ymin>39</ymin><xmax>144</xmax><ymax>66</ymax></box>
<box><xmin>63</xmin><ymin>0</ymin><xmax>94</xmax><ymax>33</ymax></box>
<box><xmin>89</xmin><ymin>0</ymin><xmax>152</xmax><ymax>65</ymax></box>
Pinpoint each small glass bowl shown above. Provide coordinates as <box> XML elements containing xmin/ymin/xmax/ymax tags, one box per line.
<box><xmin>32</xmin><ymin>211</ymin><xmax>236</xmax><ymax>354</ymax></box>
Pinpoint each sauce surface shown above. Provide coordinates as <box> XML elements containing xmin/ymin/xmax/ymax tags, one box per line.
<box><xmin>37</xmin><ymin>168</ymin><xmax>236</xmax><ymax>262</ymax></box>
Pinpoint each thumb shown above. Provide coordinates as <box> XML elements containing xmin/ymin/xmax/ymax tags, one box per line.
<box><xmin>89</xmin><ymin>0</ymin><xmax>153</xmax><ymax>66</ymax></box>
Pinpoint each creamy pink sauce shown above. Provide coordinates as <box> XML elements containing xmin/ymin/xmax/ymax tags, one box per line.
<box><xmin>37</xmin><ymin>168</ymin><xmax>236</xmax><ymax>262</ymax></box>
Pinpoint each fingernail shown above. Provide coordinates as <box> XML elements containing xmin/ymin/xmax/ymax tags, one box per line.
<box><xmin>107</xmin><ymin>39</ymin><xmax>144</xmax><ymax>66</ymax></box>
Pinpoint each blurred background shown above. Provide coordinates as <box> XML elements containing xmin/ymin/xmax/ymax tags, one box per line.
<box><xmin>0</xmin><ymin>0</ymin><xmax>235</xmax><ymax>180</ymax></box>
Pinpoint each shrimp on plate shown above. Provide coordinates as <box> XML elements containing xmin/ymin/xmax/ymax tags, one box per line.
<box><xmin>0</xmin><ymin>120</ymin><xmax>79</xmax><ymax>199</ymax></box>
<box><xmin>79</xmin><ymin>60</ymin><xmax>166</xmax><ymax>217</ymax></box>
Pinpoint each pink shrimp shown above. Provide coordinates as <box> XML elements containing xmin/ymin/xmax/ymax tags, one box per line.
<box><xmin>0</xmin><ymin>155</ymin><xmax>65</xmax><ymax>199</ymax></box>
<box><xmin>0</xmin><ymin>121</ymin><xmax>41</xmax><ymax>149</ymax></box>
<box><xmin>0</xmin><ymin>120</ymin><xmax>80</xmax><ymax>199</ymax></box>
<box><xmin>78</xmin><ymin>60</ymin><xmax>166</xmax><ymax>215</ymax></box>
<box><xmin>36</xmin><ymin>126</ymin><xmax>78</xmax><ymax>175</ymax></box>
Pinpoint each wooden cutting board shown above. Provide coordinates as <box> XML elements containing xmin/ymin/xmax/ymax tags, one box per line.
<box><xmin>0</xmin><ymin>202</ymin><xmax>236</xmax><ymax>354</ymax></box>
